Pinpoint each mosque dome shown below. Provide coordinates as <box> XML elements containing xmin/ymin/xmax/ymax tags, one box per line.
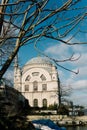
<box><xmin>25</xmin><ymin>56</ymin><xmax>53</xmax><ymax>65</ymax></box>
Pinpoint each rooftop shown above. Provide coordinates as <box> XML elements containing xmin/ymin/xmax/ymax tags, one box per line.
<box><xmin>25</xmin><ymin>56</ymin><xmax>53</xmax><ymax>65</ymax></box>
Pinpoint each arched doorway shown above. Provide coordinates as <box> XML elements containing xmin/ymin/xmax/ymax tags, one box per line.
<box><xmin>43</xmin><ymin>98</ymin><xmax>47</xmax><ymax>108</ymax></box>
<box><xmin>33</xmin><ymin>99</ymin><xmax>38</xmax><ymax>107</ymax></box>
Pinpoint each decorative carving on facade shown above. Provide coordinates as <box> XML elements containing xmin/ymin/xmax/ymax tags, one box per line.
<box><xmin>14</xmin><ymin>57</ymin><xmax>59</xmax><ymax>108</ymax></box>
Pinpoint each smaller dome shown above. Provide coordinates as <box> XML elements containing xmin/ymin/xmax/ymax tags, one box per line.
<box><xmin>25</xmin><ymin>56</ymin><xmax>53</xmax><ymax>65</ymax></box>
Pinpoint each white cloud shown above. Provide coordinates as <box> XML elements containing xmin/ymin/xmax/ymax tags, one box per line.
<box><xmin>71</xmin><ymin>80</ymin><xmax>87</xmax><ymax>90</ymax></box>
<box><xmin>70</xmin><ymin>91</ymin><xmax>87</xmax><ymax>107</ymax></box>
<box><xmin>71</xmin><ymin>53</ymin><xmax>87</xmax><ymax>68</ymax></box>
<box><xmin>44</xmin><ymin>44</ymin><xmax>71</xmax><ymax>59</ymax></box>
<box><xmin>44</xmin><ymin>37</ymin><xmax>87</xmax><ymax>107</ymax></box>
<box><xmin>78</xmin><ymin>66</ymin><xmax>87</xmax><ymax>78</ymax></box>
<box><xmin>72</xmin><ymin>45</ymin><xmax>87</xmax><ymax>53</ymax></box>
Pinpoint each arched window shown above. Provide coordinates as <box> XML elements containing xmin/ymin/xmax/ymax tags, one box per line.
<box><xmin>43</xmin><ymin>98</ymin><xmax>47</xmax><ymax>107</ymax></box>
<box><xmin>33</xmin><ymin>99</ymin><xmax>38</xmax><ymax>107</ymax></box>
<box><xmin>25</xmin><ymin>85</ymin><xmax>29</xmax><ymax>91</ymax></box>
<box><xmin>25</xmin><ymin>75</ymin><xmax>31</xmax><ymax>81</ymax></box>
<box><xmin>40</xmin><ymin>74</ymin><xmax>46</xmax><ymax>81</ymax></box>
<box><xmin>42</xmin><ymin>84</ymin><xmax>47</xmax><ymax>91</ymax></box>
<box><xmin>32</xmin><ymin>72</ymin><xmax>39</xmax><ymax>76</ymax></box>
<box><xmin>33</xmin><ymin>81</ymin><xmax>38</xmax><ymax>91</ymax></box>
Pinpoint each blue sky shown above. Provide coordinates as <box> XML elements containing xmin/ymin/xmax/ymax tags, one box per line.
<box><xmin>17</xmin><ymin>33</ymin><xmax>87</xmax><ymax>107</ymax></box>
<box><xmin>4</xmin><ymin>0</ymin><xmax>87</xmax><ymax>108</ymax></box>
<box><xmin>16</xmin><ymin>0</ymin><xmax>87</xmax><ymax>107</ymax></box>
<box><xmin>5</xmin><ymin>38</ymin><xmax>87</xmax><ymax>107</ymax></box>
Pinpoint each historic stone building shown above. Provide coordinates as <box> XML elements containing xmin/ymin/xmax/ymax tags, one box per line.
<box><xmin>14</xmin><ymin>56</ymin><xmax>59</xmax><ymax>108</ymax></box>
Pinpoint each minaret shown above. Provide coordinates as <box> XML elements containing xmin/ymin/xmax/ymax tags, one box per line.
<box><xmin>14</xmin><ymin>54</ymin><xmax>21</xmax><ymax>92</ymax></box>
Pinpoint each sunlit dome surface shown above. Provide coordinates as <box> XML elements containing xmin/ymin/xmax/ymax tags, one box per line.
<box><xmin>26</xmin><ymin>56</ymin><xmax>53</xmax><ymax>65</ymax></box>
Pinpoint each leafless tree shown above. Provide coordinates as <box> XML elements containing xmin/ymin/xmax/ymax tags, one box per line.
<box><xmin>58</xmin><ymin>78</ymin><xmax>72</xmax><ymax>108</ymax></box>
<box><xmin>60</xmin><ymin>84</ymin><xmax>72</xmax><ymax>105</ymax></box>
<box><xmin>57</xmin><ymin>77</ymin><xmax>72</xmax><ymax>112</ymax></box>
<box><xmin>0</xmin><ymin>0</ymin><xmax>87</xmax><ymax>79</ymax></box>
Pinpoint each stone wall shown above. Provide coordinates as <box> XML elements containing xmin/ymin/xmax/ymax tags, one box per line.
<box><xmin>27</xmin><ymin>115</ymin><xmax>87</xmax><ymax>126</ymax></box>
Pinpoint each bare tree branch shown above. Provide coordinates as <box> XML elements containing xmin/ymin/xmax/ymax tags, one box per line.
<box><xmin>0</xmin><ymin>0</ymin><xmax>87</xmax><ymax>79</ymax></box>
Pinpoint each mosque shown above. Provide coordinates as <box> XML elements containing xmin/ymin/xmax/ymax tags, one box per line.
<box><xmin>14</xmin><ymin>56</ymin><xmax>59</xmax><ymax>108</ymax></box>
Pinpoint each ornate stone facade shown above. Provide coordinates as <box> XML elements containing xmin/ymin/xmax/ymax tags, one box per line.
<box><xmin>14</xmin><ymin>56</ymin><xmax>59</xmax><ymax>108</ymax></box>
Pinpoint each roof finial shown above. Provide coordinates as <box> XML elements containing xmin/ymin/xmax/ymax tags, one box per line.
<box><xmin>14</xmin><ymin>54</ymin><xmax>18</xmax><ymax>67</ymax></box>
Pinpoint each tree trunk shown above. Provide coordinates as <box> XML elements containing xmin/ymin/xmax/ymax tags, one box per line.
<box><xmin>0</xmin><ymin>40</ymin><xmax>20</xmax><ymax>79</ymax></box>
<box><xmin>0</xmin><ymin>0</ymin><xmax>9</xmax><ymax>34</ymax></box>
